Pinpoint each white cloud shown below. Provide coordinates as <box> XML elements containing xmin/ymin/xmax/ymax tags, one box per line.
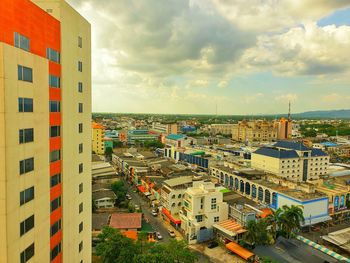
<box><xmin>275</xmin><ymin>93</ymin><xmax>298</xmax><ymax>102</ymax></box>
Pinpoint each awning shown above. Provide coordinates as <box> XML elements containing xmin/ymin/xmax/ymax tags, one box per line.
<box><xmin>138</xmin><ymin>186</ymin><xmax>147</xmax><ymax>193</ymax></box>
<box><xmin>162</xmin><ymin>207</ymin><xmax>181</xmax><ymax>225</ymax></box>
<box><xmin>226</xmin><ymin>242</ymin><xmax>254</xmax><ymax>260</ymax></box>
<box><xmin>302</xmin><ymin>215</ymin><xmax>332</xmax><ymax>226</ymax></box>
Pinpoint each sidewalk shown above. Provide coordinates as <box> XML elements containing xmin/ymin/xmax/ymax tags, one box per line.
<box><xmin>158</xmin><ymin>215</ymin><xmax>183</xmax><ymax>241</ymax></box>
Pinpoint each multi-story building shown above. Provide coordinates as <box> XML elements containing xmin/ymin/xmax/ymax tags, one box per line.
<box><xmin>179</xmin><ymin>181</ymin><xmax>228</xmax><ymax>244</ymax></box>
<box><xmin>127</xmin><ymin>129</ymin><xmax>159</xmax><ymax>145</ymax></box>
<box><xmin>232</xmin><ymin>120</ymin><xmax>278</xmax><ymax>142</ymax></box>
<box><xmin>0</xmin><ymin>0</ymin><xmax>91</xmax><ymax>262</ymax></box>
<box><xmin>160</xmin><ymin>176</ymin><xmax>194</xmax><ymax>227</ymax></box>
<box><xmin>277</xmin><ymin>117</ymin><xmax>292</xmax><ymax>140</ymax></box>
<box><xmin>151</xmin><ymin>122</ymin><xmax>178</xmax><ymax>134</ymax></box>
<box><xmin>92</xmin><ymin>122</ymin><xmax>105</xmax><ymax>154</ymax></box>
<box><xmin>209</xmin><ymin>124</ymin><xmax>235</xmax><ymax>135</ymax></box>
<box><xmin>251</xmin><ymin>141</ymin><xmax>329</xmax><ymax>182</ymax></box>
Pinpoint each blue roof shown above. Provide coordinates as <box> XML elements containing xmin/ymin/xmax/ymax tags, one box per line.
<box><xmin>311</xmin><ymin>148</ymin><xmax>328</xmax><ymax>157</ymax></box>
<box><xmin>274</xmin><ymin>141</ymin><xmax>309</xmax><ymax>151</ymax></box>
<box><xmin>166</xmin><ymin>134</ymin><xmax>185</xmax><ymax>140</ymax></box>
<box><xmin>254</xmin><ymin>147</ymin><xmax>299</xmax><ymax>159</ymax></box>
<box><xmin>320</xmin><ymin>142</ymin><xmax>338</xmax><ymax>147</ymax></box>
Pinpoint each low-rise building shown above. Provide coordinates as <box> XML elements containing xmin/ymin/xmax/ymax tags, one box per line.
<box><xmin>92</xmin><ymin>190</ymin><xmax>116</xmax><ymax>209</ymax></box>
<box><xmin>151</xmin><ymin>122</ymin><xmax>178</xmax><ymax>134</ymax></box>
<box><xmin>165</xmin><ymin>134</ymin><xmax>195</xmax><ymax>147</ymax></box>
<box><xmin>179</xmin><ymin>181</ymin><xmax>229</xmax><ymax>244</ymax></box>
<box><xmin>209</xmin><ymin>124</ymin><xmax>235</xmax><ymax>135</ymax></box>
<box><xmin>109</xmin><ymin>213</ymin><xmax>142</xmax><ymax>231</ymax></box>
<box><xmin>211</xmin><ymin>165</ymin><xmax>331</xmax><ymax>226</ymax></box>
<box><xmin>232</xmin><ymin>120</ymin><xmax>278</xmax><ymax>142</ymax></box>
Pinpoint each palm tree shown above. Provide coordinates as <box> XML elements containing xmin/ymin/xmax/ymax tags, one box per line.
<box><xmin>266</xmin><ymin>208</ymin><xmax>283</xmax><ymax>240</ymax></box>
<box><xmin>281</xmin><ymin>205</ymin><xmax>304</xmax><ymax>238</ymax></box>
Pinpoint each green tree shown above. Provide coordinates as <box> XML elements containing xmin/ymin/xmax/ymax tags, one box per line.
<box><xmin>96</xmin><ymin>227</ymin><xmax>137</xmax><ymax>263</ymax></box>
<box><xmin>113</xmin><ymin>141</ymin><xmax>123</xmax><ymax>148</ymax></box>
<box><xmin>281</xmin><ymin>205</ymin><xmax>304</xmax><ymax>238</ymax></box>
<box><xmin>144</xmin><ymin>140</ymin><xmax>165</xmax><ymax>149</ymax></box>
<box><xmin>111</xmin><ymin>181</ymin><xmax>127</xmax><ymax>206</ymax></box>
<box><xmin>266</xmin><ymin>208</ymin><xmax>283</xmax><ymax>240</ymax></box>
<box><xmin>105</xmin><ymin>147</ymin><xmax>113</xmax><ymax>160</ymax></box>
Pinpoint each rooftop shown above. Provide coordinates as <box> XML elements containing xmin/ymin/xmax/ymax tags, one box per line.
<box><xmin>92</xmin><ymin>213</ymin><xmax>110</xmax><ymax>230</ymax></box>
<box><xmin>109</xmin><ymin>213</ymin><xmax>142</xmax><ymax>229</ymax></box>
<box><xmin>166</xmin><ymin>134</ymin><xmax>186</xmax><ymax>140</ymax></box>
<box><xmin>164</xmin><ymin>175</ymin><xmax>193</xmax><ymax>187</ymax></box>
<box><xmin>92</xmin><ymin>190</ymin><xmax>116</xmax><ymax>200</ymax></box>
<box><xmin>254</xmin><ymin>147</ymin><xmax>299</xmax><ymax>159</ymax></box>
<box><xmin>274</xmin><ymin>141</ymin><xmax>309</xmax><ymax>151</ymax></box>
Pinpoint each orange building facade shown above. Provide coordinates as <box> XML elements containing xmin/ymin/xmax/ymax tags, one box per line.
<box><xmin>0</xmin><ymin>0</ymin><xmax>91</xmax><ymax>262</ymax></box>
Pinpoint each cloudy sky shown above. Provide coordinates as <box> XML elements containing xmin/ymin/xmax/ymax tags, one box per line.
<box><xmin>67</xmin><ymin>0</ymin><xmax>350</xmax><ymax>115</ymax></box>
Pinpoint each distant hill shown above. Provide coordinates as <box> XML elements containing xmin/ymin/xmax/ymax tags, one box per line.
<box><xmin>292</xmin><ymin>109</ymin><xmax>350</xmax><ymax>119</ymax></box>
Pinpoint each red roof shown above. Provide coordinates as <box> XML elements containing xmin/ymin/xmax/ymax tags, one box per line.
<box><xmin>259</xmin><ymin>208</ymin><xmax>273</xmax><ymax>218</ymax></box>
<box><xmin>109</xmin><ymin>213</ymin><xmax>142</xmax><ymax>229</ymax></box>
<box><xmin>138</xmin><ymin>185</ymin><xmax>147</xmax><ymax>193</ymax></box>
<box><xmin>162</xmin><ymin>207</ymin><xmax>181</xmax><ymax>225</ymax></box>
<box><xmin>92</xmin><ymin>122</ymin><xmax>105</xmax><ymax>129</ymax></box>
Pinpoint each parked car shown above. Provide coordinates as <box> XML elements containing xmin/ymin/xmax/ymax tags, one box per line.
<box><xmin>168</xmin><ymin>229</ymin><xmax>176</xmax><ymax>238</ymax></box>
<box><xmin>156</xmin><ymin>232</ymin><xmax>163</xmax><ymax>240</ymax></box>
<box><xmin>126</xmin><ymin>194</ymin><xmax>132</xmax><ymax>200</ymax></box>
<box><xmin>134</xmin><ymin>205</ymin><xmax>140</xmax><ymax>211</ymax></box>
<box><xmin>152</xmin><ymin>211</ymin><xmax>158</xmax><ymax>217</ymax></box>
<box><xmin>207</xmin><ymin>241</ymin><xmax>218</xmax><ymax>249</ymax></box>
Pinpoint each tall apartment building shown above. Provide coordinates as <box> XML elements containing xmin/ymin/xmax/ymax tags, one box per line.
<box><xmin>0</xmin><ymin>1</ymin><xmax>91</xmax><ymax>262</ymax></box>
<box><xmin>92</xmin><ymin>122</ymin><xmax>105</xmax><ymax>154</ymax></box>
<box><xmin>232</xmin><ymin>120</ymin><xmax>278</xmax><ymax>142</ymax></box>
<box><xmin>179</xmin><ymin>181</ymin><xmax>228</xmax><ymax>244</ymax></box>
<box><xmin>251</xmin><ymin>141</ymin><xmax>329</xmax><ymax>182</ymax></box>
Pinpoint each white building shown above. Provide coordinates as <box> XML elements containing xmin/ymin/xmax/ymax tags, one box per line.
<box><xmin>252</xmin><ymin>141</ymin><xmax>329</xmax><ymax>182</ymax></box>
<box><xmin>151</xmin><ymin>122</ymin><xmax>178</xmax><ymax>134</ymax></box>
<box><xmin>92</xmin><ymin>190</ymin><xmax>116</xmax><ymax>209</ymax></box>
<box><xmin>161</xmin><ymin>176</ymin><xmax>194</xmax><ymax>227</ymax></box>
<box><xmin>179</xmin><ymin>181</ymin><xmax>228</xmax><ymax>244</ymax></box>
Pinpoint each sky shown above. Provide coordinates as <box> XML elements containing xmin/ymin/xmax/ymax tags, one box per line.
<box><xmin>67</xmin><ymin>0</ymin><xmax>350</xmax><ymax>115</ymax></box>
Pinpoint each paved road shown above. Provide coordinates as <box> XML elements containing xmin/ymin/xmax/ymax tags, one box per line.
<box><xmin>125</xmin><ymin>181</ymin><xmax>171</xmax><ymax>243</ymax></box>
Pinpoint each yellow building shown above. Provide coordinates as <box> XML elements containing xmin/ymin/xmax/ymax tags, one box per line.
<box><xmin>92</xmin><ymin>122</ymin><xmax>106</xmax><ymax>154</ymax></box>
<box><xmin>232</xmin><ymin>120</ymin><xmax>278</xmax><ymax>142</ymax></box>
<box><xmin>0</xmin><ymin>0</ymin><xmax>91</xmax><ymax>262</ymax></box>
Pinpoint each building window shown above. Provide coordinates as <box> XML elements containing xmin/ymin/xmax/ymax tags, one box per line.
<box><xmin>19</xmin><ymin>128</ymin><xmax>34</xmax><ymax>144</ymax></box>
<box><xmin>50</xmin><ymin>173</ymin><xmax>61</xmax><ymax>188</ymax></box>
<box><xmin>51</xmin><ymin>196</ymin><xmax>61</xmax><ymax>212</ymax></box>
<box><xmin>50</xmin><ymin>101</ymin><xmax>61</xmax><ymax>112</ymax></box>
<box><xmin>50</xmin><ymin>150</ymin><xmax>61</xmax><ymax>163</ymax></box>
<box><xmin>79</xmin><ymin>202</ymin><xmax>83</xmax><ymax>213</ymax></box>
<box><xmin>79</xmin><ymin>183</ymin><xmax>83</xmax><ymax>193</ymax></box>
<box><xmin>211</xmin><ymin>198</ymin><xmax>217</xmax><ymax>210</ymax></box>
<box><xmin>50</xmin><ymin>126</ymin><xmax>60</xmax><ymax>137</ymax></box>
<box><xmin>79</xmin><ymin>143</ymin><xmax>83</xmax><ymax>153</ymax></box>
<box><xmin>50</xmin><ymin>219</ymin><xmax>61</xmax><ymax>236</ymax></box>
<box><xmin>78</xmin><ymin>103</ymin><xmax>83</xmax><ymax>113</ymax></box>
<box><xmin>20</xmin><ymin>186</ymin><xmax>35</xmax><ymax>205</ymax></box>
<box><xmin>50</xmin><ymin>242</ymin><xmax>61</xmax><ymax>261</ymax></box>
<box><xmin>79</xmin><ymin>163</ymin><xmax>83</xmax><ymax>173</ymax></box>
<box><xmin>78</xmin><ymin>36</ymin><xmax>82</xmax><ymax>48</ymax></box>
<box><xmin>49</xmin><ymin>75</ymin><xmax>60</xmax><ymax>88</ymax></box>
<box><xmin>195</xmin><ymin>215</ymin><xmax>203</xmax><ymax>222</ymax></box>
<box><xmin>19</xmin><ymin>157</ymin><xmax>34</xmax><ymax>175</ymax></box>
<box><xmin>78</xmin><ymin>82</ymin><xmax>83</xmax><ymax>92</ymax></box>
<box><xmin>79</xmin><ymin>222</ymin><xmax>83</xmax><ymax>233</ymax></box>
<box><xmin>20</xmin><ymin>215</ymin><xmax>34</xmax><ymax>236</ymax></box>
<box><xmin>20</xmin><ymin>243</ymin><xmax>34</xmax><ymax>263</ymax></box>
<box><xmin>18</xmin><ymin>98</ymin><xmax>33</xmax><ymax>112</ymax></box>
<box><xmin>14</xmin><ymin>32</ymin><xmax>30</xmax><ymax>51</ymax></box>
<box><xmin>79</xmin><ymin>123</ymin><xmax>83</xmax><ymax>133</ymax></box>
<box><xmin>46</xmin><ymin>48</ymin><xmax>60</xmax><ymax>63</ymax></box>
<box><xmin>18</xmin><ymin>65</ymin><xmax>33</xmax><ymax>82</ymax></box>
<box><xmin>79</xmin><ymin>241</ymin><xmax>83</xmax><ymax>252</ymax></box>
<box><xmin>78</xmin><ymin>61</ymin><xmax>83</xmax><ymax>72</ymax></box>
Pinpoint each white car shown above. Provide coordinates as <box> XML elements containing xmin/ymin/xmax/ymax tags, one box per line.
<box><xmin>152</xmin><ymin>211</ymin><xmax>158</xmax><ymax>217</ymax></box>
<box><xmin>156</xmin><ymin>232</ymin><xmax>163</xmax><ymax>240</ymax></box>
<box><xmin>168</xmin><ymin>229</ymin><xmax>176</xmax><ymax>238</ymax></box>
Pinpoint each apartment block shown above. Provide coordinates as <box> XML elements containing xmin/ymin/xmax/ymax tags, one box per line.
<box><xmin>92</xmin><ymin>122</ymin><xmax>105</xmax><ymax>154</ymax></box>
<box><xmin>151</xmin><ymin>122</ymin><xmax>178</xmax><ymax>134</ymax></box>
<box><xmin>232</xmin><ymin>120</ymin><xmax>278</xmax><ymax>142</ymax></box>
<box><xmin>209</xmin><ymin>124</ymin><xmax>235</xmax><ymax>135</ymax></box>
<box><xmin>0</xmin><ymin>0</ymin><xmax>91</xmax><ymax>262</ymax></box>
<box><xmin>179</xmin><ymin>181</ymin><xmax>228</xmax><ymax>244</ymax></box>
